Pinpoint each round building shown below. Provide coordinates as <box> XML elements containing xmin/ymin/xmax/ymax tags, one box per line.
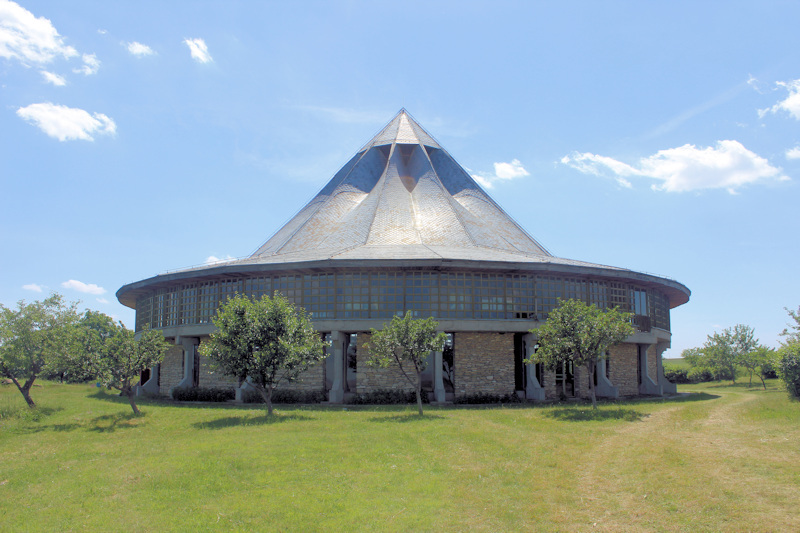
<box><xmin>117</xmin><ymin>110</ymin><xmax>690</xmax><ymax>402</ymax></box>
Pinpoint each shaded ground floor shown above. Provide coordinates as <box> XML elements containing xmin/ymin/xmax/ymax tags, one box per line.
<box><xmin>138</xmin><ymin>330</ymin><xmax>676</xmax><ymax>402</ymax></box>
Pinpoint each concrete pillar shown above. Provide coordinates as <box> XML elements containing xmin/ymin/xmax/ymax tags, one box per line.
<box><xmin>136</xmin><ymin>363</ymin><xmax>160</xmax><ymax>396</ymax></box>
<box><xmin>655</xmin><ymin>341</ymin><xmax>676</xmax><ymax>394</ymax></box>
<box><xmin>523</xmin><ymin>333</ymin><xmax>545</xmax><ymax>401</ymax></box>
<box><xmin>433</xmin><ymin>348</ymin><xmax>446</xmax><ymax>403</ymax></box>
<box><xmin>328</xmin><ymin>331</ymin><xmax>345</xmax><ymax>403</ymax></box>
<box><xmin>638</xmin><ymin>343</ymin><xmax>661</xmax><ymax>395</ymax></box>
<box><xmin>235</xmin><ymin>378</ymin><xmax>255</xmax><ymax>402</ymax></box>
<box><xmin>594</xmin><ymin>357</ymin><xmax>619</xmax><ymax>399</ymax></box>
<box><xmin>171</xmin><ymin>337</ymin><xmax>199</xmax><ymax>397</ymax></box>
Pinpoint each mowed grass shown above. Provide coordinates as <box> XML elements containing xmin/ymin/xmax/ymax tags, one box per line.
<box><xmin>1</xmin><ymin>381</ymin><xmax>798</xmax><ymax>532</ymax></box>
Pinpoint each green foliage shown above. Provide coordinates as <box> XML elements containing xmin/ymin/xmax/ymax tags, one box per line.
<box><xmin>453</xmin><ymin>392</ymin><xmax>522</xmax><ymax>405</ymax></box>
<box><xmin>367</xmin><ymin>311</ymin><xmax>447</xmax><ymax>415</ymax></box>
<box><xmin>663</xmin><ymin>364</ymin><xmax>691</xmax><ymax>384</ymax></box>
<box><xmin>59</xmin><ymin>311</ymin><xmax>171</xmax><ymax>414</ymax></box>
<box><xmin>199</xmin><ymin>293</ymin><xmax>325</xmax><ymax>416</ymax></box>
<box><xmin>686</xmin><ymin>367</ymin><xmax>715</xmax><ymax>383</ymax></box>
<box><xmin>777</xmin><ymin>344</ymin><xmax>800</xmax><ymax>400</ymax></box>
<box><xmin>0</xmin><ymin>294</ymin><xmax>78</xmax><ymax>407</ymax></box>
<box><xmin>529</xmin><ymin>299</ymin><xmax>633</xmax><ymax>409</ymax></box>
<box><xmin>682</xmin><ymin>325</ymin><xmax>759</xmax><ymax>385</ymax></box>
<box><xmin>347</xmin><ymin>389</ymin><xmax>429</xmax><ymax>405</ymax></box>
<box><xmin>780</xmin><ymin>306</ymin><xmax>800</xmax><ymax>345</ymax></box>
<box><xmin>242</xmin><ymin>388</ymin><xmax>326</xmax><ymax>404</ymax></box>
<box><xmin>172</xmin><ymin>386</ymin><xmax>235</xmax><ymax>402</ymax></box>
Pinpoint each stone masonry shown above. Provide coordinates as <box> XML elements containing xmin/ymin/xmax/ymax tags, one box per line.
<box><xmin>455</xmin><ymin>332</ymin><xmax>515</xmax><ymax>396</ymax></box>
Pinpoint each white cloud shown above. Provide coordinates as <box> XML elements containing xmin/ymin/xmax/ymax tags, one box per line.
<box><xmin>786</xmin><ymin>147</ymin><xmax>800</xmax><ymax>160</ymax></box>
<box><xmin>0</xmin><ymin>0</ymin><xmax>78</xmax><ymax>65</ymax></box>
<box><xmin>40</xmin><ymin>70</ymin><xmax>65</xmax><ymax>85</ymax></box>
<box><xmin>184</xmin><ymin>38</ymin><xmax>212</xmax><ymax>63</ymax></box>
<box><xmin>96</xmin><ymin>297</ymin><xmax>109</xmax><ymax>304</ymax></box>
<box><xmin>22</xmin><ymin>283</ymin><xmax>42</xmax><ymax>292</ymax></box>
<box><xmin>205</xmin><ymin>255</ymin><xmax>235</xmax><ymax>264</ymax></box>
<box><xmin>759</xmin><ymin>79</ymin><xmax>800</xmax><ymax>120</ymax></box>
<box><xmin>61</xmin><ymin>279</ymin><xmax>106</xmax><ymax>295</ymax></box>
<box><xmin>562</xmin><ymin>141</ymin><xmax>786</xmax><ymax>194</ymax></box>
<box><xmin>72</xmin><ymin>52</ymin><xmax>99</xmax><ymax>75</ymax></box>
<box><xmin>471</xmin><ymin>159</ymin><xmax>530</xmax><ymax>189</ymax></box>
<box><xmin>17</xmin><ymin>102</ymin><xmax>116</xmax><ymax>141</ymax></box>
<box><xmin>126</xmin><ymin>41</ymin><xmax>154</xmax><ymax>57</ymax></box>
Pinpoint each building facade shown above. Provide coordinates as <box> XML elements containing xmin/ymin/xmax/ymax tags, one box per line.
<box><xmin>117</xmin><ymin>110</ymin><xmax>690</xmax><ymax>402</ymax></box>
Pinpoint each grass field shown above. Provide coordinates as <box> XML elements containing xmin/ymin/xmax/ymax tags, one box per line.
<box><xmin>1</xmin><ymin>381</ymin><xmax>798</xmax><ymax>532</ymax></box>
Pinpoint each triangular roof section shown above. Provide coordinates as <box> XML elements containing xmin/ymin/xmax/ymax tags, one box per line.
<box><xmin>249</xmin><ymin>109</ymin><xmax>555</xmax><ymax>264</ymax></box>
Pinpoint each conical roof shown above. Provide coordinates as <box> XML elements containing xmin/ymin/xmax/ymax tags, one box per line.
<box><xmin>248</xmin><ymin>109</ymin><xmax>562</xmax><ymax>265</ymax></box>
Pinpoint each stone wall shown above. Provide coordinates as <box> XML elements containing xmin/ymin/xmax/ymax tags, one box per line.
<box><xmin>455</xmin><ymin>332</ymin><xmax>514</xmax><ymax>396</ymax></box>
<box><xmin>159</xmin><ymin>344</ymin><xmax>184</xmax><ymax>394</ymax></box>
<box><xmin>609</xmin><ymin>343</ymin><xmax>638</xmax><ymax>396</ymax></box>
<box><xmin>280</xmin><ymin>361</ymin><xmax>325</xmax><ymax>392</ymax></box>
<box><xmin>354</xmin><ymin>333</ymin><xmax>416</xmax><ymax>393</ymax></box>
<box><xmin>647</xmin><ymin>344</ymin><xmax>658</xmax><ymax>381</ymax></box>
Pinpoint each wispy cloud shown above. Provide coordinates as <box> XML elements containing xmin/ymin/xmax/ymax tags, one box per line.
<box><xmin>73</xmin><ymin>52</ymin><xmax>99</xmax><ymax>75</ymax></box>
<box><xmin>17</xmin><ymin>102</ymin><xmax>116</xmax><ymax>141</ymax></box>
<box><xmin>786</xmin><ymin>147</ymin><xmax>800</xmax><ymax>160</ymax></box>
<box><xmin>297</xmin><ymin>105</ymin><xmax>388</xmax><ymax>124</ymax></box>
<box><xmin>125</xmin><ymin>41</ymin><xmax>154</xmax><ymax>57</ymax></box>
<box><xmin>205</xmin><ymin>254</ymin><xmax>235</xmax><ymax>265</ymax></box>
<box><xmin>61</xmin><ymin>279</ymin><xmax>106</xmax><ymax>295</ymax></box>
<box><xmin>0</xmin><ymin>0</ymin><xmax>78</xmax><ymax>65</ymax></box>
<box><xmin>40</xmin><ymin>70</ymin><xmax>65</xmax><ymax>86</ymax></box>
<box><xmin>562</xmin><ymin>141</ymin><xmax>787</xmax><ymax>194</ymax></box>
<box><xmin>759</xmin><ymin>79</ymin><xmax>800</xmax><ymax>120</ymax></box>
<box><xmin>22</xmin><ymin>283</ymin><xmax>43</xmax><ymax>292</ymax></box>
<box><xmin>96</xmin><ymin>297</ymin><xmax>109</xmax><ymax>304</ymax></box>
<box><xmin>184</xmin><ymin>38</ymin><xmax>212</xmax><ymax>63</ymax></box>
<box><xmin>471</xmin><ymin>159</ymin><xmax>530</xmax><ymax>189</ymax></box>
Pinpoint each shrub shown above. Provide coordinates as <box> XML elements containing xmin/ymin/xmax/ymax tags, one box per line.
<box><xmin>778</xmin><ymin>346</ymin><xmax>800</xmax><ymax>399</ymax></box>
<box><xmin>347</xmin><ymin>389</ymin><xmax>429</xmax><ymax>405</ymax></box>
<box><xmin>686</xmin><ymin>367</ymin><xmax>715</xmax><ymax>383</ymax></box>
<box><xmin>663</xmin><ymin>365</ymin><xmax>691</xmax><ymax>384</ymax></box>
<box><xmin>172</xmin><ymin>386</ymin><xmax>235</xmax><ymax>402</ymax></box>
<box><xmin>760</xmin><ymin>359</ymin><xmax>779</xmax><ymax>379</ymax></box>
<box><xmin>242</xmin><ymin>389</ymin><xmax>326</xmax><ymax>404</ymax></box>
<box><xmin>454</xmin><ymin>392</ymin><xmax>522</xmax><ymax>405</ymax></box>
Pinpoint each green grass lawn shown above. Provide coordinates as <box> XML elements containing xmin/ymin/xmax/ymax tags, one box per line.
<box><xmin>1</xmin><ymin>381</ymin><xmax>798</xmax><ymax>532</ymax></box>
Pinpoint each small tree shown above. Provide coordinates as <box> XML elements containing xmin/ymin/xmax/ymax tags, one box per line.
<box><xmin>0</xmin><ymin>294</ymin><xmax>78</xmax><ymax>407</ymax></box>
<box><xmin>62</xmin><ymin>311</ymin><xmax>170</xmax><ymax>414</ymax></box>
<box><xmin>778</xmin><ymin>306</ymin><xmax>800</xmax><ymax>399</ymax></box>
<box><xmin>199</xmin><ymin>293</ymin><xmax>325</xmax><ymax>417</ymax></box>
<box><xmin>367</xmin><ymin>311</ymin><xmax>447</xmax><ymax>416</ymax></box>
<box><xmin>740</xmin><ymin>345</ymin><xmax>775</xmax><ymax>390</ymax></box>
<box><xmin>529</xmin><ymin>299</ymin><xmax>633</xmax><ymax>409</ymax></box>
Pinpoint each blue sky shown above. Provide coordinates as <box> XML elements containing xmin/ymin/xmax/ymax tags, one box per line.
<box><xmin>2</xmin><ymin>0</ymin><xmax>799</xmax><ymax>357</ymax></box>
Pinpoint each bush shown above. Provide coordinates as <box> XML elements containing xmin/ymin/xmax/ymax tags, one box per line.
<box><xmin>663</xmin><ymin>365</ymin><xmax>691</xmax><ymax>384</ymax></box>
<box><xmin>686</xmin><ymin>367</ymin><xmax>715</xmax><ymax>383</ymax></box>
<box><xmin>242</xmin><ymin>389</ymin><xmax>326</xmax><ymax>404</ymax></box>
<box><xmin>760</xmin><ymin>359</ymin><xmax>779</xmax><ymax>379</ymax></box>
<box><xmin>171</xmin><ymin>386</ymin><xmax>235</xmax><ymax>402</ymax></box>
<box><xmin>778</xmin><ymin>346</ymin><xmax>800</xmax><ymax>399</ymax></box>
<box><xmin>347</xmin><ymin>389</ymin><xmax>429</xmax><ymax>405</ymax></box>
<box><xmin>454</xmin><ymin>392</ymin><xmax>522</xmax><ymax>405</ymax></box>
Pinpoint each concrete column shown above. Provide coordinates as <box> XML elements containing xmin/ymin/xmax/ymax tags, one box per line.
<box><xmin>136</xmin><ymin>363</ymin><xmax>160</xmax><ymax>396</ymax></box>
<box><xmin>655</xmin><ymin>341</ymin><xmax>676</xmax><ymax>394</ymax></box>
<box><xmin>523</xmin><ymin>333</ymin><xmax>545</xmax><ymax>401</ymax></box>
<box><xmin>172</xmin><ymin>337</ymin><xmax>199</xmax><ymax>396</ymax></box>
<box><xmin>594</xmin><ymin>357</ymin><xmax>619</xmax><ymax>399</ymax></box>
<box><xmin>433</xmin><ymin>348</ymin><xmax>446</xmax><ymax>403</ymax></box>
<box><xmin>638</xmin><ymin>343</ymin><xmax>661</xmax><ymax>395</ymax></box>
<box><xmin>328</xmin><ymin>331</ymin><xmax>345</xmax><ymax>403</ymax></box>
<box><xmin>235</xmin><ymin>378</ymin><xmax>255</xmax><ymax>402</ymax></box>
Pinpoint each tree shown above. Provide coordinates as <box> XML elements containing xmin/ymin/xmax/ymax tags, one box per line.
<box><xmin>778</xmin><ymin>306</ymin><xmax>800</xmax><ymax>399</ymax></box>
<box><xmin>0</xmin><ymin>294</ymin><xmax>78</xmax><ymax>407</ymax></box>
<box><xmin>61</xmin><ymin>311</ymin><xmax>171</xmax><ymax>414</ymax></box>
<box><xmin>199</xmin><ymin>293</ymin><xmax>325</xmax><ymax>416</ymax></box>
<box><xmin>703</xmin><ymin>325</ymin><xmax>758</xmax><ymax>385</ymax></box>
<box><xmin>366</xmin><ymin>311</ymin><xmax>447</xmax><ymax>416</ymax></box>
<box><xmin>528</xmin><ymin>299</ymin><xmax>633</xmax><ymax>409</ymax></box>
<box><xmin>740</xmin><ymin>345</ymin><xmax>776</xmax><ymax>390</ymax></box>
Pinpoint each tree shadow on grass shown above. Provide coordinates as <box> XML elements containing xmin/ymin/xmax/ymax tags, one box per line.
<box><xmin>88</xmin><ymin>412</ymin><xmax>145</xmax><ymax>433</ymax></box>
<box><xmin>543</xmin><ymin>407</ymin><xmax>646</xmax><ymax>422</ymax></box>
<box><xmin>367</xmin><ymin>413</ymin><xmax>446</xmax><ymax>423</ymax></box>
<box><xmin>193</xmin><ymin>412</ymin><xmax>315</xmax><ymax>429</ymax></box>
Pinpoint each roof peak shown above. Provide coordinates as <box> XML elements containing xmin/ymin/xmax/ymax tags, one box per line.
<box><xmin>359</xmin><ymin>109</ymin><xmax>441</xmax><ymax>152</ymax></box>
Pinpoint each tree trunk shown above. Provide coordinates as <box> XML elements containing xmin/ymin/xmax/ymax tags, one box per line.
<box><xmin>415</xmin><ymin>373</ymin><xmax>424</xmax><ymax>416</ymax></box>
<box><xmin>748</xmin><ymin>371</ymin><xmax>753</xmax><ymax>387</ymax></box>
<box><xmin>12</xmin><ymin>376</ymin><xmax>36</xmax><ymax>408</ymax></box>
<box><xmin>759</xmin><ymin>374</ymin><xmax>767</xmax><ymax>390</ymax></box>
<box><xmin>125</xmin><ymin>387</ymin><xmax>141</xmax><ymax>415</ymax></box>
<box><xmin>261</xmin><ymin>383</ymin><xmax>274</xmax><ymax>417</ymax></box>
<box><xmin>588</xmin><ymin>361</ymin><xmax>597</xmax><ymax>410</ymax></box>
